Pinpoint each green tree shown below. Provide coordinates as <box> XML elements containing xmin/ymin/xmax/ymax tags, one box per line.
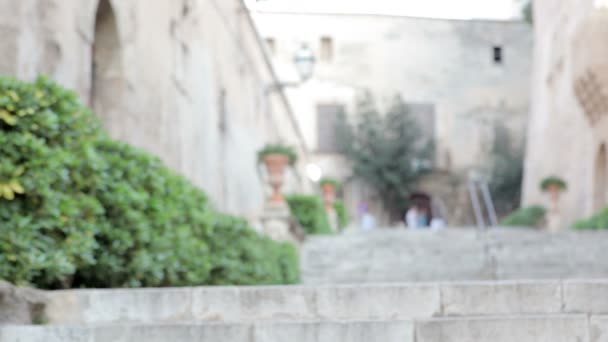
<box><xmin>336</xmin><ymin>93</ymin><xmax>431</xmax><ymax>220</ymax></box>
<box><xmin>488</xmin><ymin>123</ymin><xmax>524</xmax><ymax>217</ymax></box>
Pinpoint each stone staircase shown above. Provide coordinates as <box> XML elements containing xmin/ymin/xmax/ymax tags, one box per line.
<box><xmin>2</xmin><ymin>280</ymin><xmax>607</xmax><ymax>341</ymax></box>
<box><xmin>302</xmin><ymin>228</ymin><xmax>608</xmax><ymax>284</ymax></box>
<box><xmin>4</xmin><ymin>229</ymin><xmax>608</xmax><ymax>341</ymax></box>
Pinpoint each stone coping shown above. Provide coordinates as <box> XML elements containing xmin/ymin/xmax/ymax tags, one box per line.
<box><xmin>41</xmin><ymin>279</ymin><xmax>608</xmax><ymax>324</ymax></box>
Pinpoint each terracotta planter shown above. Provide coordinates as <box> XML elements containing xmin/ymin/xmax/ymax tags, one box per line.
<box><xmin>321</xmin><ymin>183</ymin><xmax>336</xmax><ymax>211</ymax></box>
<box><xmin>263</xmin><ymin>153</ymin><xmax>290</xmax><ymax>203</ymax></box>
<box><xmin>546</xmin><ymin>183</ymin><xmax>562</xmax><ymax>212</ymax></box>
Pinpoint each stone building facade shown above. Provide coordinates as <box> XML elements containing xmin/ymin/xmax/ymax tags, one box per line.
<box><xmin>0</xmin><ymin>0</ymin><xmax>310</xmax><ymax>218</ymax></box>
<box><xmin>252</xmin><ymin>10</ymin><xmax>532</xmax><ymax>224</ymax></box>
<box><xmin>523</xmin><ymin>0</ymin><xmax>608</xmax><ymax>226</ymax></box>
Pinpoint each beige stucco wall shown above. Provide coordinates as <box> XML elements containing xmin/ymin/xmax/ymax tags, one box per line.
<box><xmin>0</xmin><ymin>0</ymin><xmax>310</xmax><ymax>218</ymax></box>
<box><xmin>252</xmin><ymin>11</ymin><xmax>532</xmax><ymax>224</ymax></box>
<box><xmin>522</xmin><ymin>0</ymin><xmax>607</xmax><ymax>226</ymax></box>
<box><xmin>253</xmin><ymin>12</ymin><xmax>532</xmax><ymax>172</ymax></box>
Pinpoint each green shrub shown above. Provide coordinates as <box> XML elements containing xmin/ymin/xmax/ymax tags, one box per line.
<box><xmin>72</xmin><ymin>139</ymin><xmax>214</xmax><ymax>288</ymax></box>
<box><xmin>0</xmin><ymin>76</ymin><xmax>104</xmax><ymax>287</ymax></box>
<box><xmin>206</xmin><ymin>214</ymin><xmax>299</xmax><ymax>285</ymax></box>
<box><xmin>500</xmin><ymin>205</ymin><xmax>546</xmax><ymax>227</ymax></box>
<box><xmin>319</xmin><ymin>177</ymin><xmax>341</xmax><ymax>190</ymax></box>
<box><xmin>0</xmin><ymin>76</ymin><xmax>299</xmax><ymax>288</ymax></box>
<box><xmin>540</xmin><ymin>176</ymin><xmax>567</xmax><ymax>192</ymax></box>
<box><xmin>573</xmin><ymin>208</ymin><xmax>608</xmax><ymax>230</ymax></box>
<box><xmin>257</xmin><ymin>144</ymin><xmax>297</xmax><ymax>165</ymax></box>
<box><xmin>334</xmin><ymin>200</ymin><xmax>349</xmax><ymax>230</ymax></box>
<box><xmin>286</xmin><ymin>194</ymin><xmax>332</xmax><ymax>235</ymax></box>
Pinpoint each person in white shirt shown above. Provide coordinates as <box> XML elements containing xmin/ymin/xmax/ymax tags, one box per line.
<box><xmin>405</xmin><ymin>205</ymin><xmax>421</xmax><ymax>229</ymax></box>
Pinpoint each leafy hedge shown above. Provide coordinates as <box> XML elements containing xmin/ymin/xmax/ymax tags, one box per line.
<box><xmin>320</xmin><ymin>177</ymin><xmax>341</xmax><ymax>190</ymax></box>
<box><xmin>573</xmin><ymin>208</ymin><xmax>608</xmax><ymax>230</ymax></box>
<box><xmin>334</xmin><ymin>200</ymin><xmax>349</xmax><ymax>230</ymax></box>
<box><xmin>285</xmin><ymin>194</ymin><xmax>333</xmax><ymax>235</ymax></box>
<box><xmin>257</xmin><ymin>144</ymin><xmax>298</xmax><ymax>165</ymax></box>
<box><xmin>540</xmin><ymin>176</ymin><xmax>567</xmax><ymax>191</ymax></box>
<box><xmin>500</xmin><ymin>205</ymin><xmax>546</xmax><ymax>227</ymax></box>
<box><xmin>0</xmin><ymin>76</ymin><xmax>299</xmax><ymax>288</ymax></box>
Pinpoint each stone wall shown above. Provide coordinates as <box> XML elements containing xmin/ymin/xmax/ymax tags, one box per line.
<box><xmin>0</xmin><ymin>0</ymin><xmax>310</xmax><ymax>218</ymax></box>
<box><xmin>522</xmin><ymin>0</ymin><xmax>605</xmax><ymax>226</ymax></box>
<box><xmin>253</xmin><ymin>12</ymin><xmax>532</xmax><ymax>172</ymax></box>
<box><xmin>252</xmin><ymin>11</ymin><xmax>532</xmax><ymax>223</ymax></box>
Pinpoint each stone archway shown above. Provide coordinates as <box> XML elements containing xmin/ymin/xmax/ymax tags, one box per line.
<box><xmin>91</xmin><ymin>0</ymin><xmax>122</xmax><ymax>118</ymax></box>
<box><xmin>594</xmin><ymin>143</ymin><xmax>608</xmax><ymax>211</ymax></box>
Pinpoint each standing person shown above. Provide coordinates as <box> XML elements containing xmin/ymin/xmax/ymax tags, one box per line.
<box><xmin>417</xmin><ymin>205</ymin><xmax>429</xmax><ymax>228</ymax></box>
<box><xmin>359</xmin><ymin>201</ymin><xmax>376</xmax><ymax>231</ymax></box>
<box><xmin>405</xmin><ymin>205</ymin><xmax>419</xmax><ymax>229</ymax></box>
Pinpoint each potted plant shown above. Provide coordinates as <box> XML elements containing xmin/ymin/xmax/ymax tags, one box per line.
<box><xmin>540</xmin><ymin>176</ymin><xmax>567</xmax><ymax>211</ymax></box>
<box><xmin>319</xmin><ymin>177</ymin><xmax>341</xmax><ymax>211</ymax></box>
<box><xmin>258</xmin><ymin>144</ymin><xmax>297</xmax><ymax>203</ymax></box>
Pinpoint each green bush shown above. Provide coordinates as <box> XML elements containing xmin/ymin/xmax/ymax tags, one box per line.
<box><xmin>0</xmin><ymin>76</ymin><xmax>299</xmax><ymax>288</ymax></box>
<box><xmin>206</xmin><ymin>214</ymin><xmax>299</xmax><ymax>285</ymax></box>
<box><xmin>334</xmin><ymin>200</ymin><xmax>349</xmax><ymax>230</ymax></box>
<box><xmin>573</xmin><ymin>208</ymin><xmax>608</xmax><ymax>230</ymax></box>
<box><xmin>500</xmin><ymin>205</ymin><xmax>546</xmax><ymax>227</ymax></box>
<box><xmin>257</xmin><ymin>144</ymin><xmax>297</xmax><ymax>165</ymax></box>
<box><xmin>286</xmin><ymin>194</ymin><xmax>333</xmax><ymax>235</ymax></box>
<box><xmin>319</xmin><ymin>177</ymin><xmax>341</xmax><ymax>190</ymax></box>
<box><xmin>540</xmin><ymin>176</ymin><xmax>567</xmax><ymax>192</ymax></box>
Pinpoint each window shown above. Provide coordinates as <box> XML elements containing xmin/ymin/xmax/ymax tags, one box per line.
<box><xmin>265</xmin><ymin>38</ymin><xmax>276</xmax><ymax>56</ymax></box>
<box><xmin>317</xmin><ymin>104</ymin><xmax>344</xmax><ymax>153</ymax></box>
<box><xmin>493</xmin><ymin>46</ymin><xmax>503</xmax><ymax>64</ymax></box>
<box><xmin>320</xmin><ymin>36</ymin><xmax>333</xmax><ymax>62</ymax></box>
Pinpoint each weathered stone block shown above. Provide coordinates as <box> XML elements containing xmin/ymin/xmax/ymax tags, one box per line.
<box><xmin>253</xmin><ymin>320</ymin><xmax>414</xmax><ymax>342</ymax></box>
<box><xmin>0</xmin><ymin>326</ymin><xmax>93</xmax><ymax>342</ymax></box>
<box><xmin>48</xmin><ymin>288</ymin><xmax>193</xmax><ymax>324</ymax></box>
<box><xmin>316</xmin><ymin>284</ymin><xmax>440</xmax><ymax>319</ymax></box>
<box><xmin>92</xmin><ymin>323</ymin><xmax>251</xmax><ymax>342</ymax></box>
<box><xmin>564</xmin><ymin>280</ymin><xmax>608</xmax><ymax>314</ymax></box>
<box><xmin>191</xmin><ymin>287</ymin><xmax>240</xmax><ymax>321</ymax></box>
<box><xmin>441</xmin><ymin>280</ymin><xmax>562</xmax><ymax>316</ymax></box>
<box><xmin>415</xmin><ymin>316</ymin><xmax>589</xmax><ymax>342</ymax></box>
<box><xmin>0</xmin><ymin>281</ymin><xmax>47</xmax><ymax>325</ymax></box>
<box><xmin>590</xmin><ymin>316</ymin><xmax>608</xmax><ymax>342</ymax></box>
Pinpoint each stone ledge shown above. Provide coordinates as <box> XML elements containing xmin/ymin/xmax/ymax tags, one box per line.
<box><xmin>41</xmin><ymin>279</ymin><xmax>608</xmax><ymax>324</ymax></box>
<box><xmin>0</xmin><ymin>281</ymin><xmax>47</xmax><ymax>325</ymax></box>
<box><xmin>0</xmin><ymin>316</ymin><xmax>597</xmax><ymax>342</ymax></box>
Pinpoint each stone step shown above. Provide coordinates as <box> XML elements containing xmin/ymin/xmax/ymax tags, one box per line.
<box><xmin>302</xmin><ymin>229</ymin><xmax>608</xmax><ymax>283</ymax></box>
<box><xmin>46</xmin><ymin>279</ymin><xmax>608</xmax><ymax>324</ymax></box>
<box><xmin>1</xmin><ymin>315</ymin><xmax>600</xmax><ymax>342</ymax></box>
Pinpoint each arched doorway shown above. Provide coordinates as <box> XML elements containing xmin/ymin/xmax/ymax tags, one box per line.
<box><xmin>91</xmin><ymin>0</ymin><xmax>122</xmax><ymax>117</ymax></box>
<box><xmin>594</xmin><ymin>144</ymin><xmax>608</xmax><ymax>211</ymax></box>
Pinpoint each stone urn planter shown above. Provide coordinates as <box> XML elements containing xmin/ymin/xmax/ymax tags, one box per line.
<box><xmin>321</xmin><ymin>183</ymin><xmax>336</xmax><ymax>211</ymax></box>
<box><xmin>262</xmin><ymin>153</ymin><xmax>290</xmax><ymax>203</ymax></box>
<box><xmin>319</xmin><ymin>178</ymin><xmax>340</xmax><ymax>211</ymax></box>
<box><xmin>540</xmin><ymin>176</ymin><xmax>567</xmax><ymax>232</ymax></box>
<box><xmin>257</xmin><ymin>144</ymin><xmax>299</xmax><ymax>243</ymax></box>
<box><xmin>320</xmin><ymin>178</ymin><xmax>341</xmax><ymax>232</ymax></box>
<box><xmin>258</xmin><ymin>144</ymin><xmax>297</xmax><ymax>204</ymax></box>
<box><xmin>541</xmin><ymin>176</ymin><xmax>567</xmax><ymax>212</ymax></box>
